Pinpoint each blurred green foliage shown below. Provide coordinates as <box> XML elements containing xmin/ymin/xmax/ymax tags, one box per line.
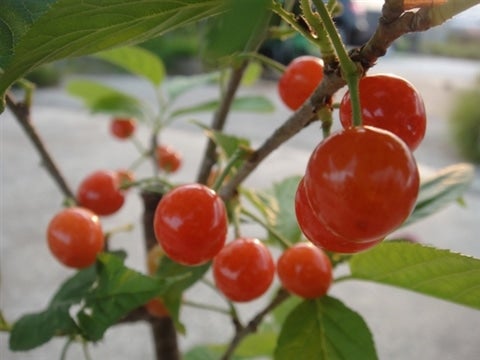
<box><xmin>449</xmin><ymin>77</ymin><xmax>480</xmax><ymax>164</ymax></box>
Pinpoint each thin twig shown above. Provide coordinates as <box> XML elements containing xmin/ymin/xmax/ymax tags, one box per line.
<box><xmin>219</xmin><ymin>72</ymin><xmax>344</xmax><ymax>201</ymax></box>
<box><xmin>221</xmin><ymin>288</ymin><xmax>290</xmax><ymax>360</ymax></box>
<box><xmin>359</xmin><ymin>0</ymin><xmax>480</xmax><ymax>67</ymax></box>
<box><xmin>196</xmin><ymin>61</ymin><xmax>249</xmax><ymax>184</ymax></box>
<box><xmin>5</xmin><ymin>92</ymin><xmax>75</xmax><ymax>199</ymax></box>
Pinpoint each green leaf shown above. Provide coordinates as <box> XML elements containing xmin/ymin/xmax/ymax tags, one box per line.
<box><xmin>269</xmin><ymin>176</ymin><xmax>302</xmax><ymax>244</ymax></box>
<box><xmin>172</xmin><ymin>95</ymin><xmax>274</xmax><ymax>118</ymax></box>
<box><xmin>405</xmin><ymin>163</ymin><xmax>474</xmax><ymax>226</ymax></box>
<box><xmin>67</xmin><ymin>80</ymin><xmax>145</xmax><ymax>118</ymax></box>
<box><xmin>9</xmin><ymin>266</ymin><xmax>96</xmax><ymax>351</ymax></box>
<box><xmin>164</xmin><ymin>72</ymin><xmax>220</xmax><ymax>100</ymax></box>
<box><xmin>155</xmin><ymin>256</ymin><xmax>210</xmax><ymax>294</ymax></box>
<box><xmin>234</xmin><ymin>330</ymin><xmax>278</xmax><ymax>358</ymax></box>
<box><xmin>203</xmin><ymin>129</ymin><xmax>251</xmax><ymax>165</ymax></box>
<box><xmin>271</xmin><ymin>294</ymin><xmax>303</xmax><ymax>328</ymax></box>
<box><xmin>0</xmin><ymin>0</ymin><xmax>57</xmax><ymax>66</ymax></box>
<box><xmin>241</xmin><ymin>187</ymin><xmax>278</xmax><ymax>226</ymax></box>
<box><xmin>184</xmin><ymin>346</ymin><xmax>220</xmax><ymax>360</ymax></box>
<box><xmin>154</xmin><ymin>256</ymin><xmax>210</xmax><ymax>334</ymax></box>
<box><xmin>204</xmin><ymin>0</ymin><xmax>271</xmax><ymax>60</ymax></box>
<box><xmin>349</xmin><ymin>242</ymin><xmax>480</xmax><ymax>310</ymax></box>
<box><xmin>9</xmin><ymin>307</ymin><xmax>78</xmax><ymax>351</ymax></box>
<box><xmin>185</xmin><ymin>330</ymin><xmax>277</xmax><ymax>359</ymax></box>
<box><xmin>241</xmin><ymin>176</ymin><xmax>302</xmax><ymax>246</ymax></box>
<box><xmin>231</xmin><ymin>96</ymin><xmax>275</xmax><ymax>112</ymax></box>
<box><xmin>274</xmin><ymin>297</ymin><xmax>377</xmax><ymax>360</ymax></box>
<box><xmin>93</xmin><ymin>46</ymin><xmax>166</xmax><ymax>86</ymax></box>
<box><xmin>241</xmin><ymin>62</ymin><xmax>263</xmax><ymax>86</ymax></box>
<box><xmin>0</xmin><ymin>0</ymin><xmax>224</xmax><ymax>111</ymax></box>
<box><xmin>50</xmin><ymin>266</ymin><xmax>97</xmax><ymax>306</ymax></box>
<box><xmin>77</xmin><ymin>253</ymin><xmax>167</xmax><ymax>341</ymax></box>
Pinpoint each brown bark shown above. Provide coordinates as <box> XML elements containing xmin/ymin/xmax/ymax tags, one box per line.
<box><xmin>141</xmin><ymin>191</ymin><xmax>180</xmax><ymax>360</ymax></box>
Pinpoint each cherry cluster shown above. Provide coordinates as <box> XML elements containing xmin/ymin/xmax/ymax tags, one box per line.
<box><xmin>46</xmin><ymin>54</ymin><xmax>427</xmax><ymax>310</ymax></box>
<box><xmin>152</xmin><ymin>183</ymin><xmax>333</xmax><ymax>304</ymax></box>
<box><xmin>279</xmin><ymin>56</ymin><xmax>426</xmax><ymax>253</ymax></box>
<box><xmin>46</xmin><ymin>117</ymin><xmax>183</xmax><ymax>269</ymax></box>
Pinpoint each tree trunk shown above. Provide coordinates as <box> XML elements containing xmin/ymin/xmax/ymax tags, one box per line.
<box><xmin>141</xmin><ymin>191</ymin><xmax>180</xmax><ymax>360</ymax></box>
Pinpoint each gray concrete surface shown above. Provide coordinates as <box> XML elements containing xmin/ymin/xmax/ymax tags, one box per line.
<box><xmin>1</xmin><ymin>53</ymin><xmax>480</xmax><ymax>359</ymax></box>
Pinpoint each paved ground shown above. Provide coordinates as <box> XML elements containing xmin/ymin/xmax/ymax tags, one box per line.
<box><xmin>1</xmin><ymin>53</ymin><xmax>480</xmax><ymax>359</ymax></box>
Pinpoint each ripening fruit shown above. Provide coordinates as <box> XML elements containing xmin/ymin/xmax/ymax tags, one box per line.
<box><xmin>339</xmin><ymin>74</ymin><xmax>426</xmax><ymax>151</ymax></box>
<box><xmin>213</xmin><ymin>238</ymin><xmax>275</xmax><ymax>302</ymax></box>
<box><xmin>77</xmin><ymin>170</ymin><xmax>125</xmax><ymax>216</ymax></box>
<box><xmin>295</xmin><ymin>178</ymin><xmax>382</xmax><ymax>253</ymax></box>
<box><xmin>110</xmin><ymin>117</ymin><xmax>136</xmax><ymax>139</ymax></box>
<box><xmin>153</xmin><ymin>183</ymin><xmax>228</xmax><ymax>266</ymax></box>
<box><xmin>304</xmin><ymin>126</ymin><xmax>420</xmax><ymax>242</ymax></box>
<box><xmin>156</xmin><ymin>144</ymin><xmax>182</xmax><ymax>173</ymax></box>
<box><xmin>47</xmin><ymin>207</ymin><xmax>104</xmax><ymax>268</ymax></box>
<box><xmin>277</xmin><ymin>243</ymin><xmax>333</xmax><ymax>299</ymax></box>
<box><xmin>278</xmin><ymin>56</ymin><xmax>324</xmax><ymax>110</ymax></box>
<box><xmin>146</xmin><ymin>244</ymin><xmax>164</xmax><ymax>275</ymax></box>
<box><xmin>116</xmin><ymin>169</ymin><xmax>135</xmax><ymax>190</ymax></box>
<box><xmin>145</xmin><ymin>298</ymin><xmax>170</xmax><ymax>318</ymax></box>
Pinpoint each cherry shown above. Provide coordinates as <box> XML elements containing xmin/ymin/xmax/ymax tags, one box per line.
<box><xmin>213</xmin><ymin>237</ymin><xmax>275</xmax><ymax>302</ymax></box>
<box><xmin>295</xmin><ymin>178</ymin><xmax>382</xmax><ymax>253</ymax></box>
<box><xmin>47</xmin><ymin>207</ymin><xmax>104</xmax><ymax>268</ymax></box>
<box><xmin>278</xmin><ymin>56</ymin><xmax>324</xmax><ymax>111</ymax></box>
<box><xmin>339</xmin><ymin>74</ymin><xmax>426</xmax><ymax>151</ymax></box>
<box><xmin>304</xmin><ymin>126</ymin><xmax>419</xmax><ymax>242</ymax></box>
<box><xmin>277</xmin><ymin>242</ymin><xmax>333</xmax><ymax>299</ymax></box>
<box><xmin>153</xmin><ymin>183</ymin><xmax>227</xmax><ymax>266</ymax></box>
<box><xmin>156</xmin><ymin>144</ymin><xmax>182</xmax><ymax>173</ymax></box>
<box><xmin>77</xmin><ymin>170</ymin><xmax>125</xmax><ymax>216</ymax></box>
<box><xmin>110</xmin><ymin>117</ymin><xmax>136</xmax><ymax>139</ymax></box>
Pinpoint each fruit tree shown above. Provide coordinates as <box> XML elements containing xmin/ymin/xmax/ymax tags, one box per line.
<box><xmin>1</xmin><ymin>1</ymin><xmax>479</xmax><ymax>359</ymax></box>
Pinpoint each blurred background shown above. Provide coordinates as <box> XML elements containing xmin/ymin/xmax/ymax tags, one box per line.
<box><xmin>2</xmin><ymin>1</ymin><xmax>480</xmax><ymax>359</ymax></box>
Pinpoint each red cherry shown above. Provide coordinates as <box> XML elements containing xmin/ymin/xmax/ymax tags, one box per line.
<box><xmin>47</xmin><ymin>207</ymin><xmax>104</xmax><ymax>268</ymax></box>
<box><xmin>153</xmin><ymin>183</ymin><xmax>227</xmax><ymax>266</ymax></box>
<box><xmin>295</xmin><ymin>178</ymin><xmax>382</xmax><ymax>253</ymax></box>
<box><xmin>156</xmin><ymin>145</ymin><xmax>182</xmax><ymax>173</ymax></box>
<box><xmin>278</xmin><ymin>56</ymin><xmax>324</xmax><ymax>110</ymax></box>
<box><xmin>213</xmin><ymin>238</ymin><xmax>275</xmax><ymax>302</ymax></box>
<box><xmin>339</xmin><ymin>74</ymin><xmax>426</xmax><ymax>151</ymax></box>
<box><xmin>110</xmin><ymin>117</ymin><xmax>136</xmax><ymax>139</ymax></box>
<box><xmin>304</xmin><ymin>126</ymin><xmax>419</xmax><ymax>242</ymax></box>
<box><xmin>277</xmin><ymin>242</ymin><xmax>333</xmax><ymax>299</ymax></box>
<box><xmin>77</xmin><ymin>170</ymin><xmax>125</xmax><ymax>216</ymax></box>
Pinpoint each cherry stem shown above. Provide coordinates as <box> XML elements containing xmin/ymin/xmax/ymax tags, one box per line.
<box><xmin>240</xmin><ymin>208</ymin><xmax>292</xmax><ymax>249</ymax></box>
<box><xmin>104</xmin><ymin>223</ymin><xmax>135</xmax><ymax>240</ymax></box>
<box><xmin>182</xmin><ymin>300</ymin><xmax>231</xmax><ymax>316</ymax></box>
<box><xmin>311</xmin><ymin>0</ymin><xmax>363</xmax><ymax>126</ymax></box>
<box><xmin>334</xmin><ymin>274</ymin><xmax>354</xmax><ymax>283</ymax></box>
<box><xmin>318</xmin><ymin>106</ymin><xmax>333</xmax><ymax>138</ymax></box>
<box><xmin>60</xmin><ymin>338</ymin><xmax>74</xmax><ymax>360</ymax></box>
<box><xmin>81</xmin><ymin>340</ymin><xmax>92</xmax><ymax>360</ymax></box>
<box><xmin>271</xmin><ymin>1</ymin><xmax>319</xmax><ymax>47</ymax></box>
<box><xmin>299</xmin><ymin>0</ymin><xmax>336</xmax><ymax>59</ymax></box>
<box><xmin>212</xmin><ymin>147</ymin><xmax>248</xmax><ymax>192</ymax></box>
<box><xmin>238</xmin><ymin>52</ymin><xmax>286</xmax><ymax>74</ymax></box>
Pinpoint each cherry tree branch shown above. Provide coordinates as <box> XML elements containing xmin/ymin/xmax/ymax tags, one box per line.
<box><xmin>360</xmin><ymin>0</ymin><xmax>480</xmax><ymax>66</ymax></box>
<box><xmin>218</xmin><ymin>0</ymin><xmax>478</xmax><ymax>201</ymax></box>
<box><xmin>5</xmin><ymin>91</ymin><xmax>75</xmax><ymax>199</ymax></box>
<box><xmin>221</xmin><ymin>288</ymin><xmax>290</xmax><ymax>360</ymax></box>
<box><xmin>197</xmin><ymin>61</ymin><xmax>249</xmax><ymax>184</ymax></box>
